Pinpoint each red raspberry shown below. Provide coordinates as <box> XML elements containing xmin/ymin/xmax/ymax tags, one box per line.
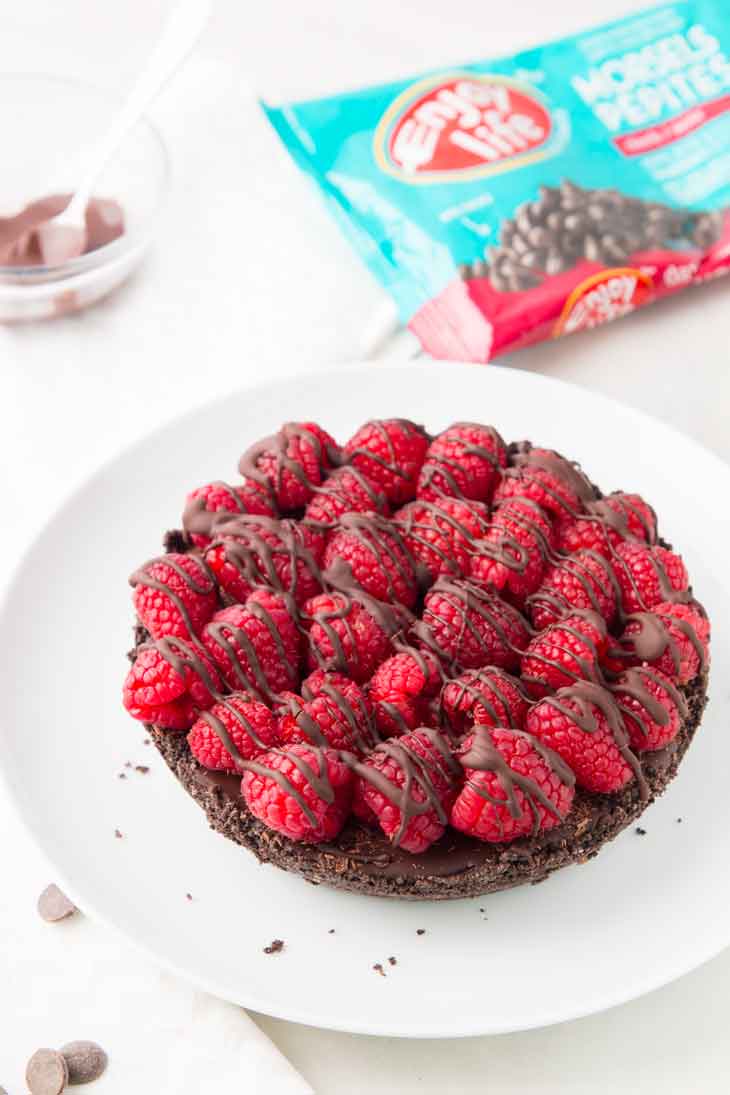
<box><xmin>204</xmin><ymin>516</ymin><xmax>323</xmax><ymax>606</ymax></box>
<box><xmin>418</xmin><ymin>578</ymin><xmax>530</xmax><ymax>672</ymax></box>
<box><xmin>610</xmin><ymin>667</ymin><xmax>685</xmax><ymax>753</ymax></box>
<box><xmin>240</xmin><ymin>422</ymin><xmax>339</xmax><ymax>512</ymax></box>
<box><xmin>344</xmin><ymin>418</ymin><xmax>429</xmax><ymax>504</ymax></box>
<box><xmin>183</xmin><ymin>480</ymin><xmax>275</xmax><ymax>548</ymax></box>
<box><xmin>470</xmin><ymin>498</ymin><xmax>553</xmax><ymax>606</ymax></box>
<box><xmin>304</xmin><ymin>466</ymin><xmax>389</xmax><ymax>528</ymax></box>
<box><xmin>611</xmin><ymin>541</ymin><xmax>688</xmax><ymax>613</ymax></box>
<box><xmin>394</xmin><ymin>497</ymin><xmax>490</xmax><ymax>583</ymax></box>
<box><xmin>323</xmin><ymin>514</ymin><xmax>418</xmax><ymax>609</ymax></box>
<box><xmin>352</xmin><ymin>728</ymin><xmax>461</xmax><ymax>853</ymax></box>
<box><xmin>131</xmin><ymin>553</ymin><xmax>218</xmax><ymax>641</ymax></box>
<box><xmin>201</xmin><ymin>590</ymin><xmax>300</xmax><ymax>699</ymax></box>
<box><xmin>417</xmin><ymin>422</ymin><xmax>506</xmax><ymax>504</ymax></box>
<box><xmin>187</xmin><ymin>692</ymin><xmax>279</xmax><ymax>772</ymax></box>
<box><xmin>494</xmin><ymin>444</ymin><xmax>593</xmax><ymax>520</ymax></box>
<box><xmin>439</xmin><ymin>667</ymin><xmax>528</xmax><ymax>736</ymax></box>
<box><xmin>450</xmin><ymin>726</ymin><xmax>575</xmax><ymax>842</ymax></box>
<box><xmin>302</xmin><ymin>589</ymin><xmax>405</xmax><ymax>683</ymax></box>
<box><xmin>122</xmin><ymin>637</ymin><xmax>220</xmax><ymax>730</ymax></box>
<box><xmin>556</xmin><ymin>492</ymin><xmax>656</xmax><ymax>557</ymax></box>
<box><xmin>526</xmin><ymin>681</ymin><xmax>636</xmax><ymax>793</ymax></box>
<box><xmin>609</xmin><ymin>601</ymin><xmax>710</xmax><ymax>684</ymax></box>
<box><xmin>527</xmin><ymin>549</ymin><xmax>618</xmax><ymax>630</ymax></box>
<box><xmin>520</xmin><ymin>610</ymin><xmax>607</xmax><ymax>698</ymax></box>
<box><xmin>242</xmin><ymin>744</ymin><xmax>353</xmax><ymax>843</ymax></box>
<box><xmin>368</xmin><ymin>649</ymin><xmax>442</xmax><ymax>736</ymax></box>
<box><xmin>277</xmin><ymin>674</ymin><xmax>377</xmax><ymax>757</ymax></box>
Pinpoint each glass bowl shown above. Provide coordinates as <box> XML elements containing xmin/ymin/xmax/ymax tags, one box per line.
<box><xmin>0</xmin><ymin>74</ymin><xmax>169</xmax><ymax>321</ymax></box>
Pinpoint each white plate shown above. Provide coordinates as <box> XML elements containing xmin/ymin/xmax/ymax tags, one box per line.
<box><xmin>2</xmin><ymin>362</ymin><xmax>728</xmax><ymax>1039</ymax></box>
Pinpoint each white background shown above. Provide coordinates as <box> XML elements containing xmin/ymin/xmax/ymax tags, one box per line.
<box><xmin>2</xmin><ymin>1</ymin><xmax>730</xmax><ymax>1092</ymax></box>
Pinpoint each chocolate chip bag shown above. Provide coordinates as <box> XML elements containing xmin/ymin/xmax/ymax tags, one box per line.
<box><xmin>264</xmin><ymin>1</ymin><xmax>730</xmax><ymax>362</ymax></box>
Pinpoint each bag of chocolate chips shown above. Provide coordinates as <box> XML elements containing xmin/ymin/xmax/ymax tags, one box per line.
<box><xmin>265</xmin><ymin>1</ymin><xmax>730</xmax><ymax>362</ymax></box>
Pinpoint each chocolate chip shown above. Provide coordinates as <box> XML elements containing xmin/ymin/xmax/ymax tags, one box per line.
<box><xmin>37</xmin><ymin>884</ymin><xmax>77</xmax><ymax>923</ymax></box>
<box><xmin>373</xmin><ymin>963</ymin><xmax>386</xmax><ymax>977</ymax></box>
<box><xmin>416</xmin><ymin>928</ymin><xmax>426</xmax><ymax>935</ymax></box>
<box><xmin>26</xmin><ymin>1049</ymin><xmax>69</xmax><ymax>1095</ymax></box>
<box><xmin>114</xmin><ymin>829</ymin><xmax>123</xmax><ymax>839</ymax></box>
<box><xmin>60</xmin><ymin>1041</ymin><xmax>108</xmax><ymax>1085</ymax></box>
<box><xmin>636</xmin><ymin>827</ymin><xmax>647</xmax><ymax>836</ymax></box>
<box><xmin>263</xmin><ymin>939</ymin><xmax>284</xmax><ymax>954</ymax></box>
<box><xmin>135</xmin><ymin>765</ymin><xmax>150</xmax><ymax>775</ymax></box>
<box><xmin>388</xmin><ymin>956</ymin><xmax>397</xmax><ymax>966</ymax></box>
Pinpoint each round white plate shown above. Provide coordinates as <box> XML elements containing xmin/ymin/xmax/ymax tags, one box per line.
<box><xmin>2</xmin><ymin>362</ymin><xmax>728</xmax><ymax>1038</ymax></box>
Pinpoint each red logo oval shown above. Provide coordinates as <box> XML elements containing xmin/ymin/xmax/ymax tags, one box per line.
<box><xmin>378</xmin><ymin>75</ymin><xmax>552</xmax><ymax>181</ymax></box>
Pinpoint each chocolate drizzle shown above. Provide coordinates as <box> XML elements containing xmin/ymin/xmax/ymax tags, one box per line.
<box><xmin>182</xmin><ymin>483</ymin><xmax>264</xmax><ymax>542</ymax></box>
<box><xmin>238</xmin><ymin>422</ymin><xmax>340</xmax><ymax>495</ymax></box>
<box><xmin>439</xmin><ymin>667</ymin><xmax>529</xmax><ymax>736</ymax></box>
<box><xmin>396</xmin><ymin>498</ymin><xmax>490</xmax><ymax>579</ymax></box>
<box><xmin>520</xmin><ymin>610</ymin><xmax>606</xmax><ymax>692</ymax></box>
<box><xmin>475</xmin><ymin>497</ymin><xmax>553</xmax><ymax>575</ymax></box>
<box><xmin>329</xmin><ymin>512</ymin><xmax>421</xmax><ymax>600</ymax></box>
<box><xmin>281</xmin><ymin>682</ymin><xmax>379</xmax><ymax>755</ymax></box>
<box><xmin>305</xmin><ymin>465</ymin><xmax>389</xmax><ymax>526</ymax></box>
<box><xmin>150</xmin><ymin>634</ymin><xmax>219</xmax><ymax>695</ymax></box>
<box><xmin>459</xmin><ymin>725</ymin><xmax>575</xmax><ymax>836</ymax></box>
<box><xmin>416</xmin><ymin>576</ymin><xmax>529</xmax><ymax>671</ymax></box>
<box><xmin>419</xmin><ymin>423</ymin><xmax>505</xmax><ymax>498</ymax></box>
<box><xmin>199</xmin><ymin>695</ymin><xmax>272</xmax><ymax>770</ymax></box>
<box><xmin>242</xmin><ymin>747</ymin><xmax>336</xmax><ymax>827</ymax></box>
<box><xmin>506</xmin><ymin>442</ymin><xmax>595</xmax><ymax>506</ymax></box>
<box><xmin>612</xmin><ymin>609</ymin><xmax>707</xmax><ymax>674</ymax></box>
<box><xmin>346</xmin><ymin>419</ymin><xmax>429</xmax><ymax>481</ymax></box>
<box><xmin>541</xmin><ymin>680</ymin><xmax>648</xmax><ymax>798</ymax></box>
<box><xmin>207</xmin><ymin>515</ymin><xmax>322</xmax><ymax>602</ymax></box>
<box><xmin>610</xmin><ymin>666</ymin><xmax>688</xmax><ymax>741</ymax></box>
<box><xmin>527</xmin><ymin>548</ymin><xmax>620</xmax><ymax>624</ymax></box>
<box><xmin>347</xmin><ymin>728</ymin><xmax>461</xmax><ymax>847</ymax></box>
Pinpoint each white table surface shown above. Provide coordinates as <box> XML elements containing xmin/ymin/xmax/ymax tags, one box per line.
<box><xmin>2</xmin><ymin>1</ymin><xmax>730</xmax><ymax>1092</ymax></box>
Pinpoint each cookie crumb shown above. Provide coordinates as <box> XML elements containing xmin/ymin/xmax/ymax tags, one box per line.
<box><xmin>124</xmin><ymin>761</ymin><xmax>132</xmax><ymax>769</ymax></box>
<box><xmin>416</xmin><ymin>928</ymin><xmax>425</xmax><ymax>935</ymax></box>
<box><xmin>373</xmin><ymin>963</ymin><xmax>386</xmax><ymax>977</ymax></box>
<box><xmin>114</xmin><ymin>829</ymin><xmax>123</xmax><ymax>839</ymax></box>
<box><xmin>388</xmin><ymin>956</ymin><xmax>397</xmax><ymax>966</ymax></box>
<box><xmin>135</xmin><ymin>765</ymin><xmax>150</xmax><ymax>774</ymax></box>
<box><xmin>143</xmin><ymin>738</ymin><xmax>151</xmax><ymax>745</ymax></box>
<box><xmin>676</xmin><ymin>817</ymin><xmax>683</xmax><ymax>823</ymax></box>
<box><xmin>328</xmin><ymin>928</ymin><xmax>335</xmax><ymax>934</ymax></box>
<box><xmin>60</xmin><ymin>1041</ymin><xmax>108</xmax><ymax>1085</ymax></box>
<box><xmin>636</xmin><ymin>827</ymin><xmax>647</xmax><ymax>836</ymax></box>
<box><xmin>479</xmin><ymin>907</ymin><xmax>485</xmax><ymax>913</ymax></box>
<box><xmin>117</xmin><ymin>772</ymin><xmax>127</xmax><ymax>780</ymax></box>
<box><xmin>264</xmin><ymin>939</ymin><xmax>284</xmax><ymax>955</ymax></box>
<box><xmin>37</xmin><ymin>884</ymin><xmax>77</xmax><ymax>924</ymax></box>
<box><xmin>186</xmin><ymin>893</ymin><xmax>193</xmax><ymax>901</ymax></box>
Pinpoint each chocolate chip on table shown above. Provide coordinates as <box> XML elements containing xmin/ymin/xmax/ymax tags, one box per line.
<box><xmin>37</xmin><ymin>884</ymin><xmax>77</xmax><ymax>923</ymax></box>
<box><xmin>59</xmin><ymin>1040</ymin><xmax>108</xmax><ymax>1086</ymax></box>
<box><xmin>25</xmin><ymin>1049</ymin><xmax>69</xmax><ymax>1095</ymax></box>
<box><xmin>416</xmin><ymin>928</ymin><xmax>426</xmax><ymax>935</ymax></box>
<box><xmin>263</xmin><ymin>939</ymin><xmax>284</xmax><ymax>954</ymax></box>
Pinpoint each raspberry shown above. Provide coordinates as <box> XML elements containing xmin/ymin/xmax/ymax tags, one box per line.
<box><xmin>201</xmin><ymin>590</ymin><xmax>300</xmax><ymax>699</ymax></box>
<box><xmin>556</xmin><ymin>492</ymin><xmax>656</xmax><ymax>557</ymax></box>
<box><xmin>344</xmin><ymin>418</ymin><xmax>429</xmax><ymax>504</ymax></box>
<box><xmin>304</xmin><ymin>466</ymin><xmax>389</xmax><ymax>528</ymax></box>
<box><xmin>439</xmin><ymin>667</ymin><xmax>528</xmax><ymax>736</ymax></box>
<box><xmin>183</xmin><ymin>480</ymin><xmax>275</xmax><ymax>548</ymax></box>
<box><xmin>611</xmin><ymin>541</ymin><xmax>688</xmax><ymax>613</ymax></box>
<box><xmin>323</xmin><ymin>514</ymin><xmax>418</xmax><ymax>609</ymax></box>
<box><xmin>450</xmin><ymin>726</ymin><xmax>575</xmax><ymax>842</ymax></box>
<box><xmin>242</xmin><ymin>744</ymin><xmax>353</xmax><ymax>843</ymax></box>
<box><xmin>239</xmin><ymin>422</ymin><xmax>339</xmax><ymax>512</ymax></box>
<box><xmin>495</xmin><ymin>443</ymin><xmax>594</xmax><ymax>520</ymax></box>
<box><xmin>610</xmin><ymin>667</ymin><xmax>685</xmax><ymax>753</ymax></box>
<box><xmin>526</xmin><ymin>681</ymin><xmax>637</xmax><ymax>793</ymax></box>
<box><xmin>368</xmin><ymin>649</ymin><xmax>442</xmax><ymax>736</ymax></box>
<box><xmin>188</xmin><ymin>692</ymin><xmax>279</xmax><ymax>772</ymax></box>
<box><xmin>302</xmin><ymin>589</ymin><xmax>405</xmax><ymax>683</ymax></box>
<box><xmin>470</xmin><ymin>498</ymin><xmax>553</xmax><ymax>606</ymax></box>
<box><xmin>520</xmin><ymin>610</ymin><xmax>607</xmax><ymax>698</ymax></box>
<box><xmin>527</xmin><ymin>549</ymin><xmax>618</xmax><ymax>630</ymax></box>
<box><xmin>352</xmin><ymin>728</ymin><xmax>461</xmax><ymax>853</ymax></box>
<box><xmin>418</xmin><ymin>578</ymin><xmax>530</xmax><ymax>672</ymax></box>
<box><xmin>609</xmin><ymin>601</ymin><xmax>710</xmax><ymax>684</ymax></box>
<box><xmin>277</xmin><ymin>673</ymin><xmax>377</xmax><ymax>756</ymax></box>
<box><xmin>417</xmin><ymin>422</ymin><xmax>506</xmax><ymax>504</ymax></box>
<box><xmin>394</xmin><ymin>497</ymin><xmax>490</xmax><ymax>583</ymax></box>
<box><xmin>122</xmin><ymin>637</ymin><xmax>220</xmax><ymax>730</ymax></box>
<box><xmin>204</xmin><ymin>516</ymin><xmax>323</xmax><ymax>606</ymax></box>
<box><xmin>131</xmin><ymin>553</ymin><xmax>218</xmax><ymax>641</ymax></box>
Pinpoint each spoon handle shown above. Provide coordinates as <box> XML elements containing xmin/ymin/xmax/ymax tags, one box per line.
<box><xmin>67</xmin><ymin>0</ymin><xmax>211</xmax><ymax>219</ymax></box>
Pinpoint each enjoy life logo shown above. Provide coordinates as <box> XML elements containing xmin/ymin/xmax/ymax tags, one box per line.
<box><xmin>374</xmin><ymin>74</ymin><xmax>553</xmax><ymax>183</ymax></box>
